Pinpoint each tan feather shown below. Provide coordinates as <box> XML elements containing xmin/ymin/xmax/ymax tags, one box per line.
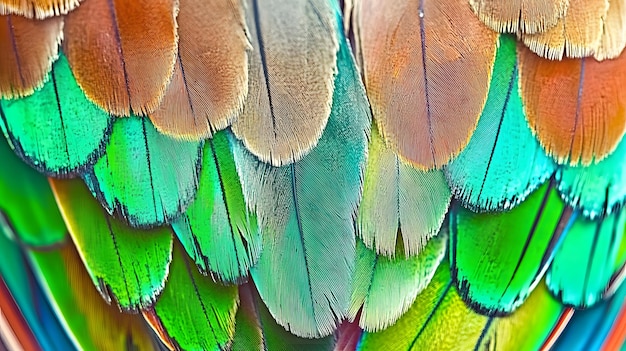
<box><xmin>0</xmin><ymin>14</ymin><xmax>62</xmax><ymax>99</ymax></box>
<box><xmin>594</xmin><ymin>0</ymin><xmax>626</xmax><ymax>60</ymax></box>
<box><xmin>469</xmin><ymin>0</ymin><xmax>569</xmax><ymax>34</ymax></box>
<box><xmin>0</xmin><ymin>0</ymin><xmax>81</xmax><ymax>19</ymax></box>
<box><xmin>150</xmin><ymin>0</ymin><xmax>249</xmax><ymax>140</ymax></box>
<box><xmin>231</xmin><ymin>0</ymin><xmax>339</xmax><ymax>166</ymax></box>
<box><xmin>522</xmin><ymin>0</ymin><xmax>609</xmax><ymax>59</ymax></box>
<box><xmin>357</xmin><ymin>0</ymin><xmax>498</xmax><ymax>169</ymax></box>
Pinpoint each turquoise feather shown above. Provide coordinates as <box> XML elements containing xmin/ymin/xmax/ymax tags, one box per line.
<box><xmin>547</xmin><ymin>208</ymin><xmax>625</xmax><ymax>307</ymax></box>
<box><xmin>557</xmin><ymin>135</ymin><xmax>626</xmax><ymax>219</ymax></box>
<box><xmin>0</xmin><ymin>54</ymin><xmax>111</xmax><ymax>177</ymax></box>
<box><xmin>232</xmin><ymin>29</ymin><xmax>370</xmax><ymax>337</ymax></box>
<box><xmin>83</xmin><ymin>117</ymin><xmax>202</xmax><ymax>227</ymax></box>
<box><xmin>445</xmin><ymin>35</ymin><xmax>555</xmax><ymax>212</ymax></box>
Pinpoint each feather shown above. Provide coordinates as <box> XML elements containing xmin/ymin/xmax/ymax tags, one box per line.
<box><xmin>232</xmin><ymin>33</ymin><xmax>370</xmax><ymax>337</ymax></box>
<box><xmin>50</xmin><ymin>178</ymin><xmax>173</xmax><ymax>311</ymax></box>
<box><xmin>63</xmin><ymin>0</ymin><xmax>178</xmax><ymax>116</ymax></box>
<box><xmin>445</xmin><ymin>35</ymin><xmax>555</xmax><ymax>212</ymax></box>
<box><xmin>82</xmin><ymin>116</ymin><xmax>202</xmax><ymax>228</ymax></box>
<box><xmin>469</xmin><ymin>0</ymin><xmax>569</xmax><ymax>34</ymax></box>
<box><xmin>150</xmin><ymin>0</ymin><xmax>249</xmax><ymax>140</ymax></box>
<box><xmin>231</xmin><ymin>283</ymin><xmax>264</xmax><ymax>351</ymax></box>
<box><xmin>450</xmin><ymin>182</ymin><xmax>571</xmax><ymax>315</ymax></box>
<box><xmin>519</xmin><ymin>44</ymin><xmax>626</xmax><ymax>166</ymax></box>
<box><xmin>172</xmin><ymin>130</ymin><xmax>261</xmax><ymax>283</ymax></box>
<box><xmin>235</xmin><ymin>283</ymin><xmax>336</xmax><ymax>351</ymax></box>
<box><xmin>358</xmin><ymin>262</ymin><xmax>568</xmax><ymax>350</ymax></box>
<box><xmin>348</xmin><ymin>233</ymin><xmax>446</xmax><ymax>332</ymax></box>
<box><xmin>231</xmin><ymin>0</ymin><xmax>339</xmax><ymax>166</ymax></box>
<box><xmin>143</xmin><ymin>242</ymin><xmax>238</xmax><ymax>351</ymax></box>
<box><xmin>0</xmin><ymin>275</ymin><xmax>40</xmax><ymax>351</ymax></box>
<box><xmin>521</xmin><ymin>0</ymin><xmax>609</xmax><ymax>59</ymax></box>
<box><xmin>547</xmin><ymin>209</ymin><xmax>626</xmax><ymax>307</ymax></box>
<box><xmin>595</xmin><ymin>0</ymin><xmax>626</xmax><ymax>60</ymax></box>
<box><xmin>0</xmin><ymin>14</ymin><xmax>62</xmax><ymax>99</ymax></box>
<box><xmin>0</xmin><ymin>0</ymin><xmax>81</xmax><ymax>19</ymax></box>
<box><xmin>356</xmin><ymin>0</ymin><xmax>498</xmax><ymax>169</ymax></box>
<box><xmin>0</xmin><ymin>232</ymin><xmax>74</xmax><ymax>351</ymax></box>
<box><xmin>553</xmin><ymin>278</ymin><xmax>626</xmax><ymax>350</ymax></box>
<box><xmin>556</xmin><ymin>135</ymin><xmax>626</xmax><ymax>219</ymax></box>
<box><xmin>0</xmin><ymin>133</ymin><xmax>65</xmax><ymax>247</ymax></box>
<box><xmin>357</xmin><ymin>262</ymin><xmax>489</xmax><ymax>350</ymax></box>
<box><xmin>358</xmin><ymin>124</ymin><xmax>450</xmax><ymax>257</ymax></box>
<box><xmin>28</xmin><ymin>242</ymin><xmax>160</xmax><ymax>351</ymax></box>
<box><xmin>0</xmin><ymin>53</ymin><xmax>111</xmax><ymax>177</ymax></box>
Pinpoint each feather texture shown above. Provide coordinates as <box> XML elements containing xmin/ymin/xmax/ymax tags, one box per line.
<box><xmin>0</xmin><ymin>53</ymin><xmax>111</xmax><ymax>176</ymax></box>
<box><xmin>150</xmin><ymin>0</ymin><xmax>249</xmax><ymax>140</ymax></box>
<box><xmin>63</xmin><ymin>0</ymin><xmax>178</xmax><ymax>116</ymax></box>
<box><xmin>0</xmin><ymin>14</ymin><xmax>62</xmax><ymax>98</ymax></box>
<box><xmin>450</xmin><ymin>182</ymin><xmax>570</xmax><ymax>315</ymax></box>
<box><xmin>231</xmin><ymin>0</ymin><xmax>339</xmax><ymax>166</ymax></box>
<box><xmin>144</xmin><ymin>242</ymin><xmax>238</xmax><ymax>351</ymax></box>
<box><xmin>0</xmin><ymin>0</ymin><xmax>80</xmax><ymax>18</ymax></box>
<box><xmin>519</xmin><ymin>44</ymin><xmax>626</xmax><ymax>165</ymax></box>
<box><xmin>521</xmin><ymin>0</ymin><xmax>608</xmax><ymax>59</ymax></box>
<box><xmin>232</xmin><ymin>34</ymin><xmax>370</xmax><ymax>337</ymax></box>
<box><xmin>83</xmin><ymin>117</ymin><xmax>202</xmax><ymax>227</ymax></box>
<box><xmin>172</xmin><ymin>131</ymin><xmax>261</xmax><ymax>283</ymax></box>
<box><xmin>51</xmin><ymin>178</ymin><xmax>173</xmax><ymax>310</ymax></box>
<box><xmin>348</xmin><ymin>234</ymin><xmax>446</xmax><ymax>332</ymax></box>
<box><xmin>358</xmin><ymin>125</ymin><xmax>450</xmax><ymax>257</ymax></box>
<box><xmin>446</xmin><ymin>35</ymin><xmax>555</xmax><ymax>212</ymax></box>
<box><xmin>469</xmin><ymin>0</ymin><xmax>569</xmax><ymax>34</ymax></box>
<box><xmin>595</xmin><ymin>0</ymin><xmax>626</xmax><ymax>60</ymax></box>
<box><xmin>357</xmin><ymin>0</ymin><xmax>498</xmax><ymax>169</ymax></box>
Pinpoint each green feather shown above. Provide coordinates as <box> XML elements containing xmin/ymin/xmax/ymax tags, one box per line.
<box><xmin>358</xmin><ymin>263</ymin><xmax>565</xmax><ymax>350</ymax></box>
<box><xmin>149</xmin><ymin>242</ymin><xmax>238</xmax><ymax>351</ymax></box>
<box><xmin>557</xmin><ymin>135</ymin><xmax>626</xmax><ymax>219</ymax></box>
<box><xmin>0</xmin><ymin>54</ymin><xmax>111</xmax><ymax>177</ymax></box>
<box><xmin>358</xmin><ymin>124</ymin><xmax>450</xmax><ymax>256</ymax></box>
<box><xmin>450</xmin><ymin>182</ymin><xmax>568</xmax><ymax>314</ymax></box>
<box><xmin>172</xmin><ymin>130</ymin><xmax>261</xmax><ymax>282</ymax></box>
<box><xmin>231</xmin><ymin>284</ymin><xmax>264</xmax><ymax>351</ymax></box>
<box><xmin>0</xmin><ymin>135</ymin><xmax>65</xmax><ymax>247</ymax></box>
<box><xmin>232</xmin><ymin>283</ymin><xmax>335</xmax><ymax>351</ymax></box>
<box><xmin>445</xmin><ymin>35</ymin><xmax>555</xmax><ymax>212</ymax></box>
<box><xmin>51</xmin><ymin>178</ymin><xmax>173</xmax><ymax>310</ymax></box>
<box><xmin>83</xmin><ymin>116</ymin><xmax>202</xmax><ymax>227</ymax></box>
<box><xmin>28</xmin><ymin>243</ymin><xmax>160</xmax><ymax>351</ymax></box>
<box><xmin>232</xmin><ymin>30</ymin><xmax>370</xmax><ymax>337</ymax></box>
<box><xmin>547</xmin><ymin>208</ymin><xmax>626</xmax><ymax>307</ymax></box>
<box><xmin>348</xmin><ymin>231</ymin><xmax>446</xmax><ymax>332</ymax></box>
<box><xmin>357</xmin><ymin>262</ymin><xmax>489</xmax><ymax>351</ymax></box>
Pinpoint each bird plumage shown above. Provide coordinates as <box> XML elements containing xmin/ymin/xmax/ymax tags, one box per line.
<box><xmin>0</xmin><ymin>0</ymin><xmax>625</xmax><ymax>350</ymax></box>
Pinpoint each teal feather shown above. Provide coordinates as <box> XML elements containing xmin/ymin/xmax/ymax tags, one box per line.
<box><xmin>83</xmin><ymin>117</ymin><xmax>202</xmax><ymax>227</ymax></box>
<box><xmin>0</xmin><ymin>54</ymin><xmax>111</xmax><ymax>177</ymax></box>
<box><xmin>232</xmin><ymin>29</ymin><xmax>370</xmax><ymax>337</ymax></box>
<box><xmin>547</xmin><ymin>208</ymin><xmax>626</xmax><ymax>307</ymax></box>
<box><xmin>557</xmin><ymin>135</ymin><xmax>626</xmax><ymax>219</ymax></box>
<box><xmin>445</xmin><ymin>35</ymin><xmax>555</xmax><ymax>212</ymax></box>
